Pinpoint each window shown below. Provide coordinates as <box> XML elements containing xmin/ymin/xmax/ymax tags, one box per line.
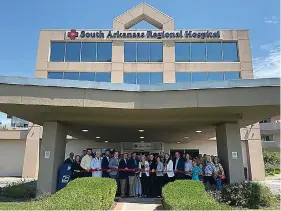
<box><xmin>48</xmin><ymin>72</ymin><xmax>63</xmax><ymax>79</ymax></box>
<box><xmin>150</xmin><ymin>43</ymin><xmax>163</xmax><ymax>62</ymax></box>
<box><xmin>223</xmin><ymin>42</ymin><xmax>238</xmax><ymax>62</ymax></box>
<box><xmin>206</xmin><ymin>43</ymin><xmax>222</xmax><ymax>62</ymax></box>
<box><xmin>175</xmin><ymin>43</ymin><xmax>190</xmax><ymax>62</ymax></box>
<box><xmin>137</xmin><ymin>72</ymin><xmax>150</xmax><ymax>84</ymax></box>
<box><xmin>65</xmin><ymin>43</ymin><xmax>81</xmax><ymax>62</ymax></box>
<box><xmin>63</xmin><ymin>72</ymin><xmax>79</xmax><ymax>80</ymax></box>
<box><xmin>124</xmin><ymin>43</ymin><xmax>136</xmax><ymax>62</ymax></box>
<box><xmin>97</xmin><ymin>42</ymin><xmax>112</xmax><ymax>62</ymax></box>
<box><xmin>224</xmin><ymin>72</ymin><xmax>240</xmax><ymax>80</ymax></box>
<box><xmin>124</xmin><ymin>42</ymin><xmax>163</xmax><ymax>62</ymax></box>
<box><xmin>150</xmin><ymin>72</ymin><xmax>163</xmax><ymax>84</ymax></box>
<box><xmin>191</xmin><ymin>43</ymin><xmax>206</xmax><ymax>62</ymax></box>
<box><xmin>124</xmin><ymin>72</ymin><xmax>137</xmax><ymax>84</ymax></box>
<box><xmin>261</xmin><ymin>135</ymin><xmax>274</xmax><ymax>142</ymax></box>
<box><xmin>208</xmin><ymin>72</ymin><xmax>224</xmax><ymax>81</ymax></box>
<box><xmin>95</xmin><ymin>72</ymin><xmax>111</xmax><ymax>82</ymax></box>
<box><xmin>192</xmin><ymin>72</ymin><xmax>207</xmax><ymax>81</ymax></box>
<box><xmin>79</xmin><ymin>72</ymin><xmax>95</xmax><ymax>81</ymax></box>
<box><xmin>137</xmin><ymin>43</ymin><xmax>150</xmax><ymax>62</ymax></box>
<box><xmin>50</xmin><ymin>42</ymin><xmax>65</xmax><ymax>62</ymax></box>
<box><xmin>259</xmin><ymin>118</ymin><xmax>272</xmax><ymax>123</ymax></box>
<box><xmin>81</xmin><ymin>43</ymin><xmax>96</xmax><ymax>62</ymax></box>
<box><xmin>175</xmin><ymin>72</ymin><xmax>191</xmax><ymax>83</ymax></box>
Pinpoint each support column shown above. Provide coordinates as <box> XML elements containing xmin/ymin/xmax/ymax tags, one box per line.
<box><xmin>216</xmin><ymin>123</ymin><xmax>244</xmax><ymax>184</ymax></box>
<box><xmin>37</xmin><ymin>122</ymin><xmax>67</xmax><ymax>195</ymax></box>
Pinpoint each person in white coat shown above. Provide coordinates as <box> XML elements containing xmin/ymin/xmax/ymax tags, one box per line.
<box><xmin>163</xmin><ymin>153</ymin><xmax>174</xmax><ymax>184</ymax></box>
<box><xmin>139</xmin><ymin>155</ymin><xmax>150</xmax><ymax>197</ymax></box>
<box><xmin>91</xmin><ymin>152</ymin><xmax>102</xmax><ymax>178</ymax></box>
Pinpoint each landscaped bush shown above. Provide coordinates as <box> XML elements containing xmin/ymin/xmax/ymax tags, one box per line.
<box><xmin>266</xmin><ymin>167</ymin><xmax>276</xmax><ymax>176</ymax></box>
<box><xmin>263</xmin><ymin>149</ymin><xmax>280</xmax><ymax>167</ymax></box>
<box><xmin>162</xmin><ymin>180</ymin><xmax>231</xmax><ymax>210</ymax></box>
<box><xmin>1</xmin><ymin>180</ymin><xmax>37</xmax><ymax>198</ymax></box>
<box><xmin>220</xmin><ymin>181</ymin><xmax>275</xmax><ymax>209</ymax></box>
<box><xmin>0</xmin><ymin>177</ymin><xmax>117</xmax><ymax>210</ymax></box>
<box><xmin>274</xmin><ymin>167</ymin><xmax>280</xmax><ymax>175</ymax></box>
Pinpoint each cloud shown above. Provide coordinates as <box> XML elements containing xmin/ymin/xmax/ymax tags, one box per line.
<box><xmin>264</xmin><ymin>16</ymin><xmax>279</xmax><ymax>24</ymax></box>
<box><xmin>253</xmin><ymin>40</ymin><xmax>280</xmax><ymax>79</ymax></box>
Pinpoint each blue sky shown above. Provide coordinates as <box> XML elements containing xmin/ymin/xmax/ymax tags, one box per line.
<box><xmin>0</xmin><ymin>0</ymin><xmax>280</xmax><ymax>124</ymax></box>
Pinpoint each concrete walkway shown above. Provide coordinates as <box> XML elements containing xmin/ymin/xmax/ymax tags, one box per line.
<box><xmin>0</xmin><ymin>177</ymin><xmax>35</xmax><ymax>188</ymax></box>
<box><xmin>259</xmin><ymin>174</ymin><xmax>281</xmax><ymax>194</ymax></box>
<box><xmin>113</xmin><ymin>198</ymin><xmax>163</xmax><ymax>211</ymax></box>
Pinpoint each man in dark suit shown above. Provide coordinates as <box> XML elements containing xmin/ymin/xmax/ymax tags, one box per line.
<box><xmin>127</xmin><ymin>152</ymin><xmax>138</xmax><ymax>197</ymax></box>
<box><xmin>118</xmin><ymin>153</ymin><xmax>129</xmax><ymax>198</ymax></box>
<box><xmin>174</xmin><ymin>152</ymin><xmax>185</xmax><ymax>179</ymax></box>
<box><xmin>64</xmin><ymin>152</ymin><xmax>74</xmax><ymax>164</ymax></box>
<box><xmin>101</xmin><ymin>149</ymin><xmax>111</xmax><ymax>178</ymax></box>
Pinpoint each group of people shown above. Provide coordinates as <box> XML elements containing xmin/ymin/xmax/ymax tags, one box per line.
<box><xmin>64</xmin><ymin>149</ymin><xmax>225</xmax><ymax>198</ymax></box>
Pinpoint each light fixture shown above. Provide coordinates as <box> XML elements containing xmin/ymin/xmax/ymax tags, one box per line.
<box><xmin>96</xmin><ymin>136</ymin><xmax>100</xmax><ymax>139</ymax></box>
<box><xmin>105</xmin><ymin>141</ymin><xmax>108</xmax><ymax>143</ymax></box>
<box><xmin>82</xmin><ymin>129</ymin><xmax>88</xmax><ymax>132</ymax></box>
<box><xmin>140</xmin><ymin>141</ymin><xmax>144</xmax><ymax>143</ymax></box>
<box><xmin>196</xmin><ymin>130</ymin><xmax>202</xmax><ymax>133</ymax></box>
<box><xmin>140</xmin><ymin>137</ymin><xmax>144</xmax><ymax>139</ymax></box>
<box><xmin>139</xmin><ymin>129</ymin><xmax>144</xmax><ymax>132</ymax></box>
<box><xmin>177</xmin><ymin>141</ymin><xmax>180</xmax><ymax>144</ymax></box>
<box><xmin>184</xmin><ymin>136</ymin><xmax>189</xmax><ymax>139</ymax></box>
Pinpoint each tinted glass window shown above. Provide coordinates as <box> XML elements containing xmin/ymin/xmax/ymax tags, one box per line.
<box><xmin>81</xmin><ymin>43</ymin><xmax>96</xmax><ymax>62</ymax></box>
<box><xmin>175</xmin><ymin>43</ymin><xmax>190</xmax><ymax>62</ymax></box>
<box><xmin>97</xmin><ymin>43</ymin><xmax>112</xmax><ymax>62</ymax></box>
<box><xmin>137</xmin><ymin>43</ymin><xmax>149</xmax><ymax>62</ymax></box>
<box><xmin>150</xmin><ymin>72</ymin><xmax>163</xmax><ymax>84</ymax></box>
<box><xmin>50</xmin><ymin>42</ymin><xmax>65</xmax><ymax>62</ymax></box>
<box><xmin>206</xmin><ymin>43</ymin><xmax>222</xmax><ymax>62</ymax></box>
<box><xmin>192</xmin><ymin>72</ymin><xmax>207</xmax><ymax>81</ymax></box>
<box><xmin>48</xmin><ymin>72</ymin><xmax>63</xmax><ymax>79</ymax></box>
<box><xmin>65</xmin><ymin>43</ymin><xmax>81</xmax><ymax>62</ymax></box>
<box><xmin>208</xmin><ymin>72</ymin><xmax>224</xmax><ymax>81</ymax></box>
<box><xmin>124</xmin><ymin>72</ymin><xmax>137</xmax><ymax>84</ymax></box>
<box><xmin>223</xmin><ymin>43</ymin><xmax>238</xmax><ymax>62</ymax></box>
<box><xmin>191</xmin><ymin>43</ymin><xmax>206</xmax><ymax>62</ymax></box>
<box><xmin>95</xmin><ymin>72</ymin><xmax>111</xmax><ymax>82</ymax></box>
<box><xmin>63</xmin><ymin>72</ymin><xmax>79</xmax><ymax>80</ymax></box>
<box><xmin>79</xmin><ymin>72</ymin><xmax>95</xmax><ymax>81</ymax></box>
<box><xmin>137</xmin><ymin>72</ymin><xmax>150</xmax><ymax>84</ymax></box>
<box><xmin>150</xmin><ymin>43</ymin><xmax>163</xmax><ymax>62</ymax></box>
<box><xmin>124</xmin><ymin>43</ymin><xmax>136</xmax><ymax>62</ymax></box>
<box><xmin>175</xmin><ymin>72</ymin><xmax>191</xmax><ymax>82</ymax></box>
<box><xmin>224</xmin><ymin>72</ymin><xmax>240</xmax><ymax>80</ymax></box>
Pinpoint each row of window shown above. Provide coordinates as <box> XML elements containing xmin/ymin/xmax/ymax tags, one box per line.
<box><xmin>49</xmin><ymin>42</ymin><xmax>239</xmax><ymax>63</ymax></box>
<box><xmin>47</xmin><ymin>71</ymin><xmax>240</xmax><ymax>84</ymax></box>
<box><xmin>261</xmin><ymin>135</ymin><xmax>274</xmax><ymax>142</ymax></box>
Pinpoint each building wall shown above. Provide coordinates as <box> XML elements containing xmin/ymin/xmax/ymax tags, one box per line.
<box><xmin>0</xmin><ymin>139</ymin><xmax>26</xmax><ymax>176</ymax></box>
<box><xmin>35</xmin><ymin>29</ymin><xmax>253</xmax><ymax>81</ymax></box>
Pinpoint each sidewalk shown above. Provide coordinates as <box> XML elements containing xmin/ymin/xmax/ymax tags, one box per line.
<box><xmin>0</xmin><ymin>177</ymin><xmax>35</xmax><ymax>188</ymax></box>
<box><xmin>113</xmin><ymin>198</ymin><xmax>163</xmax><ymax>211</ymax></box>
<box><xmin>259</xmin><ymin>174</ymin><xmax>280</xmax><ymax>194</ymax></box>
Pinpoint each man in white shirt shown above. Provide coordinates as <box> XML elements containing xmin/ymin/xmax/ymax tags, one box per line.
<box><xmin>91</xmin><ymin>152</ymin><xmax>103</xmax><ymax>177</ymax></box>
<box><xmin>80</xmin><ymin>148</ymin><xmax>93</xmax><ymax>177</ymax></box>
<box><xmin>184</xmin><ymin>154</ymin><xmax>193</xmax><ymax>180</ymax></box>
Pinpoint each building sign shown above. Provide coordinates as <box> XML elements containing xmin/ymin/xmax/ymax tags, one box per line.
<box><xmin>133</xmin><ymin>143</ymin><xmax>152</xmax><ymax>150</ymax></box>
<box><xmin>66</xmin><ymin>29</ymin><xmax>220</xmax><ymax>40</ymax></box>
<box><xmin>44</xmin><ymin>151</ymin><xmax>50</xmax><ymax>159</ymax></box>
<box><xmin>232</xmin><ymin>152</ymin><xmax>238</xmax><ymax>159</ymax></box>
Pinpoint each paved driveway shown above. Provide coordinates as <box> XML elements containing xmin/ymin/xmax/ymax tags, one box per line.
<box><xmin>259</xmin><ymin>175</ymin><xmax>280</xmax><ymax>194</ymax></box>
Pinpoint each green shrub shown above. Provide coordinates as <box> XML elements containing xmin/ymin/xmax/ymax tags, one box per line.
<box><xmin>274</xmin><ymin>167</ymin><xmax>280</xmax><ymax>175</ymax></box>
<box><xmin>266</xmin><ymin>167</ymin><xmax>276</xmax><ymax>176</ymax></box>
<box><xmin>263</xmin><ymin>149</ymin><xmax>280</xmax><ymax>167</ymax></box>
<box><xmin>162</xmin><ymin>180</ymin><xmax>231</xmax><ymax>210</ymax></box>
<box><xmin>221</xmin><ymin>181</ymin><xmax>275</xmax><ymax>209</ymax></box>
<box><xmin>0</xmin><ymin>177</ymin><xmax>117</xmax><ymax>210</ymax></box>
<box><xmin>1</xmin><ymin>180</ymin><xmax>37</xmax><ymax>198</ymax></box>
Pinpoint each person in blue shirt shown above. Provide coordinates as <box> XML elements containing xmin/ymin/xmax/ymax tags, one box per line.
<box><xmin>191</xmin><ymin>160</ymin><xmax>202</xmax><ymax>180</ymax></box>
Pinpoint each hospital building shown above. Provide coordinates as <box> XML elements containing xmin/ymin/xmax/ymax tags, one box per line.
<box><xmin>0</xmin><ymin>3</ymin><xmax>279</xmax><ymax>194</ymax></box>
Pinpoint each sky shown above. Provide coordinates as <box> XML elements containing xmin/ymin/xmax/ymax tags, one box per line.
<box><xmin>0</xmin><ymin>0</ymin><xmax>280</xmax><ymax>125</ymax></box>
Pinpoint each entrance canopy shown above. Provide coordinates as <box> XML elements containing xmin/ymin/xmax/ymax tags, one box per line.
<box><xmin>0</xmin><ymin>76</ymin><xmax>279</xmax><ymax>143</ymax></box>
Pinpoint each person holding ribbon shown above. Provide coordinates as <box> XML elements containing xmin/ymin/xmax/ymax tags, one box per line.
<box><xmin>91</xmin><ymin>152</ymin><xmax>103</xmax><ymax>178</ymax></box>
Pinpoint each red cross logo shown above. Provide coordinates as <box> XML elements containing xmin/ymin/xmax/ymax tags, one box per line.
<box><xmin>67</xmin><ymin>29</ymin><xmax>78</xmax><ymax>40</ymax></box>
